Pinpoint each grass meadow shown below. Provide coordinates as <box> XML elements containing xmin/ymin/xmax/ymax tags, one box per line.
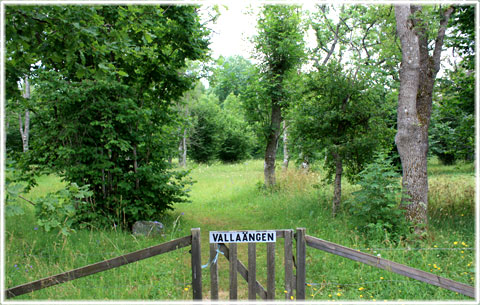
<box><xmin>4</xmin><ymin>159</ymin><xmax>476</xmax><ymax>301</ymax></box>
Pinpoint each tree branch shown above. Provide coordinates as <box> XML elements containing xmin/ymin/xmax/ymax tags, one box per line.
<box><xmin>432</xmin><ymin>6</ymin><xmax>455</xmax><ymax>75</ymax></box>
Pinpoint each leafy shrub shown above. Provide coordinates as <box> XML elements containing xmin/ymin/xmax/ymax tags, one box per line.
<box><xmin>346</xmin><ymin>153</ymin><xmax>410</xmax><ymax>244</ymax></box>
<box><xmin>35</xmin><ymin>183</ymin><xmax>93</xmax><ymax>236</ymax></box>
<box><xmin>218</xmin><ymin>113</ymin><xmax>255</xmax><ymax>162</ymax></box>
<box><xmin>188</xmin><ymin>94</ymin><xmax>223</xmax><ymax>163</ymax></box>
<box><xmin>4</xmin><ymin>159</ymin><xmax>30</xmax><ymax>217</ymax></box>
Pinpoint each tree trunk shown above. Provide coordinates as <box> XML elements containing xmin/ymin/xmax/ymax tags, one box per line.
<box><xmin>18</xmin><ymin>111</ymin><xmax>30</xmax><ymax>152</ymax></box>
<box><xmin>19</xmin><ymin>77</ymin><xmax>30</xmax><ymax>152</ymax></box>
<box><xmin>178</xmin><ymin>129</ymin><xmax>187</xmax><ymax>167</ymax></box>
<box><xmin>264</xmin><ymin>102</ymin><xmax>282</xmax><ymax>187</ymax></box>
<box><xmin>332</xmin><ymin>152</ymin><xmax>343</xmax><ymax>217</ymax></box>
<box><xmin>282</xmin><ymin>121</ymin><xmax>289</xmax><ymax>169</ymax></box>
<box><xmin>394</xmin><ymin>5</ymin><xmax>454</xmax><ymax>232</ymax></box>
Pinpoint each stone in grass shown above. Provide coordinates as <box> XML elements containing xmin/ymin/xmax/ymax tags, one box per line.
<box><xmin>132</xmin><ymin>221</ymin><xmax>164</xmax><ymax>237</ymax></box>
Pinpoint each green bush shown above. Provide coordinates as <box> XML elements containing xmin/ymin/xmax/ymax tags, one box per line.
<box><xmin>188</xmin><ymin>94</ymin><xmax>224</xmax><ymax>163</ymax></box>
<box><xmin>346</xmin><ymin>153</ymin><xmax>410</xmax><ymax>244</ymax></box>
<box><xmin>218</xmin><ymin>113</ymin><xmax>255</xmax><ymax>162</ymax></box>
<box><xmin>34</xmin><ymin>183</ymin><xmax>93</xmax><ymax>236</ymax></box>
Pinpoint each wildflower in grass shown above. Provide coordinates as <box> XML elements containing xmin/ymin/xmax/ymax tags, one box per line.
<box><xmin>284</xmin><ymin>290</ymin><xmax>288</xmax><ymax>294</ymax></box>
<box><xmin>461</xmin><ymin>251</ymin><xmax>464</xmax><ymax>254</ymax></box>
<box><xmin>358</xmin><ymin>287</ymin><xmax>365</xmax><ymax>291</ymax></box>
<box><xmin>380</xmin><ymin>277</ymin><xmax>384</xmax><ymax>280</ymax></box>
<box><xmin>337</xmin><ymin>292</ymin><xmax>342</xmax><ymax>296</ymax></box>
<box><xmin>360</xmin><ymin>295</ymin><xmax>363</xmax><ymax>298</ymax></box>
<box><xmin>329</xmin><ymin>294</ymin><xmax>332</xmax><ymax>298</ymax></box>
<box><xmin>462</xmin><ymin>242</ymin><xmax>467</xmax><ymax>246</ymax></box>
<box><xmin>184</xmin><ymin>287</ymin><xmax>189</xmax><ymax>291</ymax></box>
<box><xmin>34</xmin><ymin>227</ymin><xmax>38</xmax><ymax>231</ymax></box>
<box><xmin>433</xmin><ymin>264</ymin><xmax>438</xmax><ymax>269</ymax></box>
<box><xmin>433</xmin><ymin>245</ymin><xmax>438</xmax><ymax>248</ymax></box>
<box><xmin>306</xmin><ymin>283</ymin><xmax>312</xmax><ymax>287</ymax></box>
<box><xmin>290</xmin><ymin>296</ymin><xmax>294</xmax><ymax>300</ymax></box>
<box><xmin>454</xmin><ymin>241</ymin><xmax>458</xmax><ymax>245</ymax></box>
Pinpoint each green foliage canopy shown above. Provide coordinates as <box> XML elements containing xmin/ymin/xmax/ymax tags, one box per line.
<box><xmin>6</xmin><ymin>5</ymin><xmax>210</xmax><ymax>228</ymax></box>
<box><xmin>289</xmin><ymin>61</ymin><xmax>393</xmax><ymax>181</ymax></box>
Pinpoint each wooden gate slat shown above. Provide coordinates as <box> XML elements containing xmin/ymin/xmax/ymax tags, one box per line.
<box><xmin>229</xmin><ymin>243</ymin><xmax>238</xmax><ymax>300</ymax></box>
<box><xmin>248</xmin><ymin>243</ymin><xmax>257</xmax><ymax>300</ymax></box>
<box><xmin>284</xmin><ymin>229</ymin><xmax>294</xmax><ymax>300</ymax></box>
<box><xmin>209</xmin><ymin>243</ymin><xmax>219</xmax><ymax>300</ymax></box>
<box><xmin>218</xmin><ymin>243</ymin><xmax>267</xmax><ymax>300</ymax></box>
<box><xmin>267</xmin><ymin>242</ymin><xmax>275</xmax><ymax>299</ymax></box>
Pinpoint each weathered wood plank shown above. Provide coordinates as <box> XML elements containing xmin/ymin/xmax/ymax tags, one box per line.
<box><xmin>191</xmin><ymin>228</ymin><xmax>202</xmax><ymax>300</ymax></box>
<box><xmin>248</xmin><ymin>243</ymin><xmax>257</xmax><ymax>300</ymax></box>
<box><xmin>296</xmin><ymin>228</ymin><xmax>306</xmax><ymax>300</ymax></box>
<box><xmin>6</xmin><ymin>235</ymin><xmax>192</xmax><ymax>299</ymax></box>
<box><xmin>229</xmin><ymin>243</ymin><xmax>238</xmax><ymax>300</ymax></box>
<box><xmin>267</xmin><ymin>242</ymin><xmax>275</xmax><ymax>299</ymax></box>
<box><xmin>305</xmin><ymin>235</ymin><xmax>475</xmax><ymax>298</ymax></box>
<box><xmin>284</xmin><ymin>229</ymin><xmax>294</xmax><ymax>300</ymax></box>
<box><xmin>219</xmin><ymin>243</ymin><xmax>267</xmax><ymax>300</ymax></box>
<box><xmin>275</xmin><ymin>229</ymin><xmax>286</xmax><ymax>238</ymax></box>
<box><xmin>210</xmin><ymin>243</ymin><xmax>219</xmax><ymax>300</ymax></box>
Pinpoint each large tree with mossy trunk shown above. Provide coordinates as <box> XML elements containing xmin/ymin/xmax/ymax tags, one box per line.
<box><xmin>394</xmin><ymin>4</ymin><xmax>454</xmax><ymax>233</ymax></box>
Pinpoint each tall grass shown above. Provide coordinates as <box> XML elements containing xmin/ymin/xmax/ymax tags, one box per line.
<box><xmin>5</xmin><ymin>159</ymin><xmax>475</xmax><ymax>301</ymax></box>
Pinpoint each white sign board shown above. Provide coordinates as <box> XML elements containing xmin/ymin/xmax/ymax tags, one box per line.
<box><xmin>209</xmin><ymin>231</ymin><xmax>276</xmax><ymax>243</ymax></box>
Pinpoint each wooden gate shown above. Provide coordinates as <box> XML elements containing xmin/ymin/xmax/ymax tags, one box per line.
<box><xmin>208</xmin><ymin>229</ymin><xmax>296</xmax><ymax>300</ymax></box>
<box><xmin>207</xmin><ymin>228</ymin><xmax>475</xmax><ymax>300</ymax></box>
<box><xmin>6</xmin><ymin>227</ymin><xmax>475</xmax><ymax>300</ymax></box>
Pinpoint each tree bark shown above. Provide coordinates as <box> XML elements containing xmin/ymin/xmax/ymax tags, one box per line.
<box><xmin>332</xmin><ymin>152</ymin><xmax>343</xmax><ymax>217</ymax></box>
<box><xmin>264</xmin><ymin>102</ymin><xmax>282</xmax><ymax>187</ymax></box>
<box><xmin>394</xmin><ymin>5</ymin><xmax>454</xmax><ymax>231</ymax></box>
<box><xmin>19</xmin><ymin>76</ymin><xmax>30</xmax><ymax>152</ymax></box>
<box><xmin>282</xmin><ymin>121</ymin><xmax>289</xmax><ymax>169</ymax></box>
<box><xmin>178</xmin><ymin>129</ymin><xmax>187</xmax><ymax>167</ymax></box>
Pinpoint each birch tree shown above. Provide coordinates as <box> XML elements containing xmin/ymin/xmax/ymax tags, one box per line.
<box><xmin>19</xmin><ymin>77</ymin><xmax>30</xmax><ymax>152</ymax></box>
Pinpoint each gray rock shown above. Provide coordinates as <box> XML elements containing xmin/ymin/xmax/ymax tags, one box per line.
<box><xmin>132</xmin><ymin>221</ymin><xmax>164</xmax><ymax>237</ymax></box>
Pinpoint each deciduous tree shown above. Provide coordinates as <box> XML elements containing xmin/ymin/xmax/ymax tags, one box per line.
<box><xmin>394</xmin><ymin>4</ymin><xmax>454</xmax><ymax>231</ymax></box>
<box><xmin>251</xmin><ymin>5</ymin><xmax>305</xmax><ymax>187</ymax></box>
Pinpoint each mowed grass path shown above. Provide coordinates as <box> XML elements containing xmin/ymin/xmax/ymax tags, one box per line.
<box><xmin>5</xmin><ymin>159</ymin><xmax>475</xmax><ymax>301</ymax></box>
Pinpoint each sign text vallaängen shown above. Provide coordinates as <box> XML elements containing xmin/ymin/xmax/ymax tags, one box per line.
<box><xmin>209</xmin><ymin>231</ymin><xmax>276</xmax><ymax>243</ymax></box>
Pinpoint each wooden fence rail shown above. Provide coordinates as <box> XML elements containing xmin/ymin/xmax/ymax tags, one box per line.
<box><xmin>304</xmin><ymin>234</ymin><xmax>475</xmax><ymax>298</ymax></box>
<box><xmin>6</xmin><ymin>230</ymin><xmax>197</xmax><ymax>299</ymax></box>
<box><xmin>6</xmin><ymin>227</ymin><xmax>475</xmax><ymax>301</ymax></box>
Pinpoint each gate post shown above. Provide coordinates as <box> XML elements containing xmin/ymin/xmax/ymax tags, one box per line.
<box><xmin>296</xmin><ymin>228</ymin><xmax>306</xmax><ymax>300</ymax></box>
<box><xmin>191</xmin><ymin>228</ymin><xmax>202</xmax><ymax>300</ymax></box>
